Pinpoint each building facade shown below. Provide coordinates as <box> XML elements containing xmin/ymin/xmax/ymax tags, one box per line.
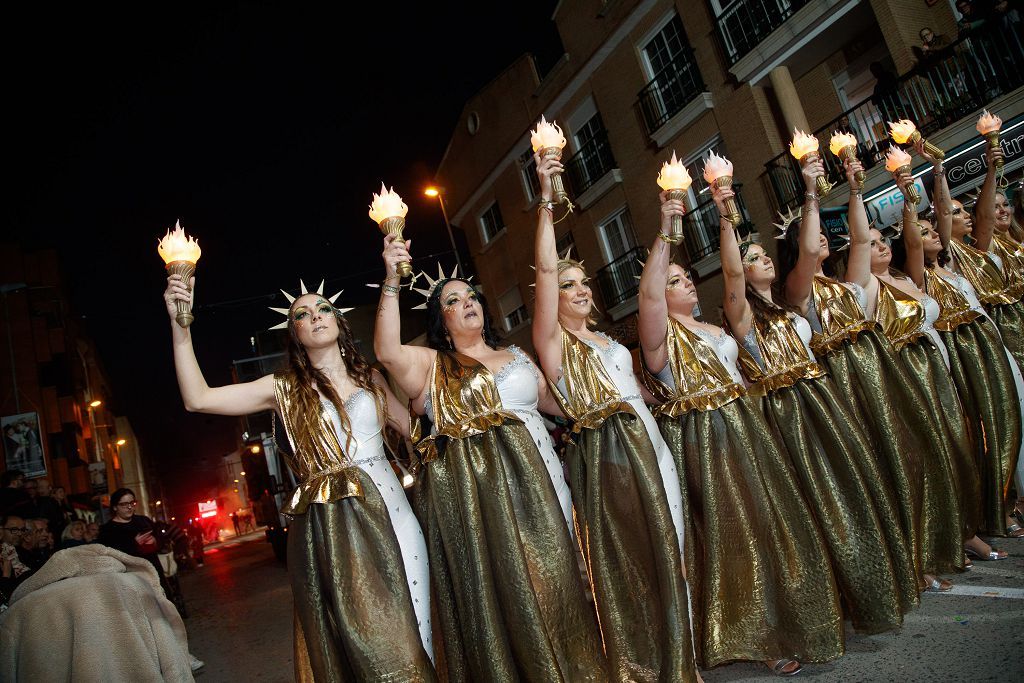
<box><xmin>436</xmin><ymin>0</ymin><xmax>1023</xmax><ymax>350</ymax></box>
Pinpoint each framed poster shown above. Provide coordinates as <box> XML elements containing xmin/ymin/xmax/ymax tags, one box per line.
<box><xmin>2</xmin><ymin>412</ymin><xmax>47</xmax><ymax>478</ymax></box>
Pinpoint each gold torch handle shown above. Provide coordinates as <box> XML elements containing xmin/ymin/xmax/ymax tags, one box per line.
<box><xmin>380</xmin><ymin>216</ymin><xmax>413</xmax><ymax>278</ymax></box>
<box><xmin>166</xmin><ymin>261</ymin><xmax>196</xmax><ymax>328</ymax></box>
<box><xmin>665</xmin><ymin>189</ymin><xmax>689</xmax><ymax>244</ymax></box>
<box><xmin>541</xmin><ymin>147</ymin><xmax>575</xmax><ymax>211</ymax></box>
<box><xmin>713</xmin><ymin>177</ymin><xmax>742</xmax><ymax>226</ymax></box>
<box><xmin>895</xmin><ymin>166</ymin><xmax>921</xmax><ymax>206</ymax></box>
<box><xmin>985</xmin><ymin>132</ymin><xmax>1003</xmax><ymax>171</ymax></box>
<box><xmin>841</xmin><ymin>147</ymin><xmax>866</xmax><ymax>189</ymax></box>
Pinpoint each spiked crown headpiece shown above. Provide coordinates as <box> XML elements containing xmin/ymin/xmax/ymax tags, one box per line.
<box><xmin>268</xmin><ymin>279</ymin><xmax>353</xmax><ymax>330</ymax></box>
<box><xmin>410</xmin><ymin>263</ymin><xmax>473</xmax><ymax>310</ymax></box>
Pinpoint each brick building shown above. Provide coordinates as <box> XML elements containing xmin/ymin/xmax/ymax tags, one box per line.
<box><xmin>435</xmin><ymin>0</ymin><xmax>1023</xmax><ymax>349</ymax></box>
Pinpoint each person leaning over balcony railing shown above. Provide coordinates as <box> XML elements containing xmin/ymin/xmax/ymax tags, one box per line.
<box><xmin>636</xmin><ymin>194</ymin><xmax>843</xmax><ymax>677</ymax></box>
<box><xmin>716</xmin><ymin>163</ymin><xmax>914</xmax><ymax>634</ymax></box>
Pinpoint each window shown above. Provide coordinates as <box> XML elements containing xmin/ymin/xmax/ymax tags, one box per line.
<box><xmin>682</xmin><ymin>139</ymin><xmax>729</xmax><ymax>260</ymax></box>
<box><xmin>641</xmin><ymin>16</ymin><xmax>689</xmax><ymax>80</ymax></box>
<box><xmin>479</xmin><ymin>202</ymin><xmax>505</xmax><ymax>243</ymax></box>
<box><xmin>519</xmin><ymin>148</ymin><xmax>540</xmax><ymax>201</ymax></box>
<box><xmin>556</xmin><ymin>230</ymin><xmax>576</xmax><ymax>259</ymax></box>
<box><xmin>597</xmin><ymin>207</ymin><xmax>636</xmax><ymax>263</ymax></box>
<box><xmin>683</xmin><ymin>138</ymin><xmax>728</xmax><ymax>206</ymax></box>
<box><xmin>498</xmin><ymin>286</ymin><xmax>528</xmax><ymax>332</ymax></box>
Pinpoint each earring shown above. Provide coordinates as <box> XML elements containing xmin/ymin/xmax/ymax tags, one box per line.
<box><xmin>340</xmin><ymin>346</ymin><xmax>346</xmax><ymax>357</ymax></box>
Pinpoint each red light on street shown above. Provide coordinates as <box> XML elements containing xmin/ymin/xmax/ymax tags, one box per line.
<box><xmin>200</xmin><ymin>511</ymin><xmax>216</xmax><ymax>519</ymax></box>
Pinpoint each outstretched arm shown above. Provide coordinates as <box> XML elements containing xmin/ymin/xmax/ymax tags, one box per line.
<box><xmin>844</xmin><ymin>158</ymin><xmax>872</xmax><ymax>287</ymax></box>
<box><xmin>165</xmin><ymin>274</ymin><xmax>276</xmax><ymax>415</ymax></box>
<box><xmin>532</xmin><ymin>154</ymin><xmax>565</xmax><ymax>382</ymax></box>
<box><xmin>973</xmin><ymin>144</ymin><xmax>1004</xmax><ymax>251</ymax></box>
<box><xmin>637</xmin><ymin>195</ymin><xmax>682</xmax><ymax>374</ymax></box>
<box><xmin>784</xmin><ymin>157</ymin><xmax>826</xmax><ymax>309</ymax></box>
<box><xmin>899</xmin><ymin>174</ymin><xmax>926</xmax><ymax>288</ymax></box>
<box><xmin>716</xmin><ymin>186</ymin><xmax>753</xmax><ymax>339</ymax></box>
<box><xmin>372</xmin><ymin>236</ymin><xmax>435</xmax><ymax>405</ymax></box>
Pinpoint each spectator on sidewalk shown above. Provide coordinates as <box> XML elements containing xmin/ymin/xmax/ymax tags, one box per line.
<box><xmin>33</xmin><ymin>480</ymin><xmax>64</xmax><ymax>538</ymax></box>
<box><xmin>1</xmin><ymin>516</ymin><xmax>31</xmax><ymax>581</ymax></box>
<box><xmin>60</xmin><ymin>521</ymin><xmax>88</xmax><ymax>549</ymax></box>
<box><xmin>97</xmin><ymin>488</ymin><xmax>167</xmax><ymax>591</ymax></box>
<box><xmin>52</xmin><ymin>487</ymin><xmax>74</xmax><ymax>527</ymax></box>
<box><xmin>84</xmin><ymin>521</ymin><xmax>100</xmax><ymax>543</ymax></box>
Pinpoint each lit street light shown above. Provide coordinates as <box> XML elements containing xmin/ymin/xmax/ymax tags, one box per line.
<box><xmin>424</xmin><ymin>186</ymin><xmax>464</xmax><ymax>275</ymax></box>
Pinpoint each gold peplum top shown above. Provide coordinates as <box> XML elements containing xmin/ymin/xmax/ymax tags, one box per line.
<box><xmin>809</xmin><ymin>275</ymin><xmax>877</xmax><ymax>354</ymax></box>
<box><xmin>991</xmin><ymin>232</ymin><xmax>1024</xmax><ymax>298</ymax></box>
<box><xmin>274</xmin><ymin>373</ymin><xmax>371</xmax><ymax>514</ymax></box>
<box><xmin>642</xmin><ymin>316</ymin><xmax>744</xmax><ymax>417</ymax></box>
<box><xmin>873</xmin><ymin>278</ymin><xmax>927</xmax><ymax>351</ymax></box>
<box><xmin>924</xmin><ymin>267</ymin><xmax>982</xmax><ymax>332</ymax></box>
<box><xmin>415</xmin><ymin>350</ymin><xmax>520</xmax><ymax>462</ymax></box>
<box><xmin>948</xmin><ymin>239</ymin><xmax>1019</xmax><ymax>305</ymax></box>
<box><xmin>735</xmin><ymin>307</ymin><xmax>825</xmax><ymax>394</ymax></box>
<box><xmin>551</xmin><ymin>326</ymin><xmax>635</xmax><ymax>431</ymax></box>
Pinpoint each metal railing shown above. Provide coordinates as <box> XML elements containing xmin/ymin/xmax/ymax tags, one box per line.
<box><xmin>717</xmin><ymin>0</ymin><xmax>809</xmax><ymax>65</ymax></box>
<box><xmin>636</xmin><ymin>46</ymin><xmax>706</xmax><ymax>136</ymax></box>
<box><xmin>596</xmin><ymin>246</ymin><xmax>647</xmax><ymax>310</ymax></box>
<box><xmin>681</xmin><ymin>184</ymin><xmax>755</xmax><ymax>263</ymax></box>
<box><xmin>565</xmin><ymin>129</ymin><xmax>617</xmax><ymax>196</ymax></box>
<box><xmin>763</xmin><ymin>26</ymin><xmax>1024</xmax><ymax>212</ymax></box>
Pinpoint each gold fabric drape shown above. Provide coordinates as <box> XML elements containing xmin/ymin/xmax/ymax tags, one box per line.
<box><xmin>991</xmin><ymin>232</ymin><xmax>1024</xmax><ymax>298</ymax></box>
<box><xmin>808</xmin><ymin>275</ymin><xmax>877</xmax><ymax>354</ymax></box>
<box><xmin>550</xmin><ymin>328</ymin><xmax>636</xmax><ymax>430</ymax></box>
<box><xmin>415</xmin><ymin>351</ymin><xmax>609</xmax><ymax>682</ymax></box>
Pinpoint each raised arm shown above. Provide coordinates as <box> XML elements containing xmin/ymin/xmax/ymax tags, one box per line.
<box><xmin>372</xmin><ymin>235</ymin><xmax>435</xmax><ymax>405</ymax></box>
<box><xmin>532</xmin><ymin>154</ymin><xmax>564</xmax><ymax>380</ymax></box>
<box><xmin>898</xmin><ymin>173</ymin><xmax>926</xmax><ymax>287</ymax></box>
<box><xmin>637</xmin><ymin>195</ymin><xmax>681</xmax><ymax>373</ymax></box>
<box><xmin>164</xmin><ymin>274</ymin><xmax>276</xmax><ymax>415</ymax></box>
<box><xmin>844</xmin><ymin>158</ymin><xmax>872</xmax><ymax>287</ymax></box>
<box><xmin>716</xmin><ymin>185</ymin><xmax>753</xmax><ymax>338</ymax></box>
<box><xmin>973</xmin><ymin>144</ymin><xmax>1004</xmax><ymax>251</ymax></box>
<box><xmin>784</xmin><ymin>158</ymin><xmax>826</xmax><ymax>308</ymax></box>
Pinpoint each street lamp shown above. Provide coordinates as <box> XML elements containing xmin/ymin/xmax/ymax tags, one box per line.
<box><xmin>116</xmin><ymin>438</ymin><xmax>126</xmax><ymax>447</ymax></box>
<box><xmin>424</xmin><ymin>186</ymin><xmax>464</xmax><ymax>275</ymax></box>
<box><xmin>85</xmin><ymin>399</ymin><xmax>104</xmax><ymax>462</ymax></box>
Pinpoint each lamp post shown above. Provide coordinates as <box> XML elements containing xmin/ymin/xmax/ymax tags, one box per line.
<box><xmin>86</xmin><ymin>399</ymin><xmax>103</xmax><ymax>463</ymax></box>
<box><xmin>424</xmin><ymin>186</ymin><xmax>465</xmax><ymax>275</ymax></box>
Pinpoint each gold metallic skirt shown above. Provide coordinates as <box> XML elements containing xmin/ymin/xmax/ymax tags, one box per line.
<box><xmin>288</xmin><ymin>472</ymin><xmax>436</xmax><ymax>683</ymax></box>
<box><xmin>990</xmin><ymin>299</ymin><xmax>1024</xmax><ymax>371</ymax></box>
<box><xmin>941</xmin><ymin>317</ymin><xmax>1021</xmax><ymax>536</ymax></box>
<box><xmin>759</xmin><ymin>377</ymin><xmax>913</xmax><ymax>633</ymax></box>
<box><xmin>897</xmin><ymin>338</ymin><xmax>971</xmax><ymax>574</ymax></box>
<box><xmin>567</xmin><ymin>412</ymin><xmax>697</xmax><ymax>683</ymax></box>
<box><xmin>819</xmin><ymin>328</ymin><xmax>926</xmax><ymax>586</ymax></box>
<box><xmin>418</xmin><ymin>422</ymin><xmax>608</xmax><ymax>683</ymax></box>
<box><xmin>660</xmin><ymin>396</ymin><xmax>843</xmax><ymax>668</ymax></box>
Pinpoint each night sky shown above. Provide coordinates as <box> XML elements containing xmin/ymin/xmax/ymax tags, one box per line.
<box><xmin>8</xmin><ymin>2</ymin><xmax>561</xmax><ymax>507</ymax></box>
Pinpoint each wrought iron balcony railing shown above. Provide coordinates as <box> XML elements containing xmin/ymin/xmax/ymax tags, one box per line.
<box><xmin>595</xmin><ymin>245</ymin><xmax>647</xmax><ymax>311</ymax></box>
<box><xmin>763</xmin><ymin>26</ymin><xmax>1024</xmax><ymax>212</ymax></box>
<box><xmin>680</xmin><ymin>183</ymin><xmax>755</xmax><ymax>264</ymax></box>
<box><xmin>636</xmin><ymin>46</ymin><xmax>706</xmax><ymax>136</ymax></box>
<box><xmin>565</xmin><ymin>129</ymin><xmax>617</xmax><ymax>196</ymax></box>
<box><xmin>718</xmin><ymin>0</ymin><xmax>808</xmax><ymax>65</ymax></box>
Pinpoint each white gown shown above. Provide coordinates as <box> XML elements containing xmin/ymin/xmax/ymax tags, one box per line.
<box><xmin>322</xmin><ymin>390</ymin><xmax>433</xmax><ymax>658</ymax></box>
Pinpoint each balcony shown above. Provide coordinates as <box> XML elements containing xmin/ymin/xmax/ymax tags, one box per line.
<box><xmin>717</xmin><ymin>0</ymin><xmax>809</xmax><ymax>66</ymax></box>
<box><xmin>763</xmin><ymin>27</ymin><xmax>1024</xmax><ymax>213</ymax></box>
<box><xmin>565</xmin><ymin>130</ymin><xmax>617</xmax><ymax>197</ymax></box>
<box><xmin>681</xmin><ymin>184</ymin><xmax>755</xmax><ymax>276</ymax></box>
<box><xmin>596</xmin><ymin>246</ymin><xmax>646</xmax><ymax>315</ymax></box>
<box><xmin>636</xmin><ymin>46</ymin><xmax>710</xmax><ymax>145</ymax></box>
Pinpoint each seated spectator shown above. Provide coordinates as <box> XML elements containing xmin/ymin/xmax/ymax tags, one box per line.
<box><xmin>0</xmin><ymin>471</ymin><xmax>31</xmax><ymax>518</ymax></box>
<box><xmin>1</xmin><ymin>515</ymin><xmax>32</xmax><ymax>603</ymax></box>
<box><xmin>16</xmin><ymin>521</ymin><xmax>51</xmax><ymax>573</ymax></box>
<box><xmin>60</xmin><ymin>520</ymin><xmax>88</xmax><ymax>549</ymax></box>
<box><xmin>84</xmin><ymin>521</ymin><xmax>100</xmax><ymax>542</ymax></box>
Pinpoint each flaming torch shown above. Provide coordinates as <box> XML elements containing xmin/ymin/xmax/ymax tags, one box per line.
<box><xmin>703</xmin><ymin>151</ymin><xmax>741</xmax><ymax>226</ymax></box>
<box><xmin>530</xmin><ymin>116</ymin><xmax>573</xmax><ymax>209</ymax></box>
<box><xmin>976</xmin><ymin>110</ymin><xmax>1003</xmax><ymax>172</ymax></box>
<box><xmin>790</xmin><ymin>129</ymin><xmax>832</xmax><ymax>197</ymax></box>
<box><xmin>369</xmin><ymin>184</ymin><xmax>412</xmax><ymax>278</ymax></box>
<box><xmin>157</xmin><ymin>221</ymin><xmax>202</xmax><ymax>328</ymax></box>
<box><xmin>829</xmin><ymin>131</ymin><xmax>866</xmax><ymax>189</ymax></box>
<box><xmin>656</xmin><ymin>151</ymin><xmax>693</xmax><ymax>245</ymax></box>
<box><xmin>885</xmin><ymin>146</ymin><xmax>920</xmax><ymax>206</ymax></box>
<box><xmin>888</xmin><ymin>119</ymin><xmax>944</xmax><ymax>159</ymax></box>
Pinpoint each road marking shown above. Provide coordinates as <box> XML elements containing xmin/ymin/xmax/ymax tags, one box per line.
<box><xmin>926</xmin><ymin>585</ymin><xmax>1024</xmax><ymax>600</ymax></box>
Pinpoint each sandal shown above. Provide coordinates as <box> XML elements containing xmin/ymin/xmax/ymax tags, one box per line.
<box><xmin>963</xmin><ymin>555</ymin><xmax>973</xmax><ymax>570</ymax></box>
<box><xmin>965</xmin><ymin>546</ymin><xmax>1008</xmax><ymax>561</ymax></box>
<box><xmin>1006</xmin><ymin>523</ymin><xmax>1024</xmax><ymax>539</ymax></box>
<box><xmin>767</xmin><ymin>659</ymin><xmax>803</xmax><ymax>676</ymax></box>
<box><xmin>924</xmin><ymin>577</ymin><xmax>953</xmax><ymax>592</ymax></box>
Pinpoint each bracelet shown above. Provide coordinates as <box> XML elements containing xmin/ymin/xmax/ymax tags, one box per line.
<box><xmin>850</xmin><ymin>189</ymin><xmax>862</xmax><ymax>197</ymax></box>
<box><xmin>657</xmin><ymin>231</ymin><xmax>681</xmax><ymax>245</ymax></box>
<box><xmin>934</xmin><ymin>165</ymin><xmax>945</xmax><ymax>176</ymax></box>
<box><xmin>382</xmin><ymin>284</ymin><xmax>400</xmax><ymax>297</ymax></box>
<box><xmin>537</xmin><ymin>200</ymin><xmax>556</xmax><ymax>214</ymax></box>
<box><xmin>804</xmin><ymin>192</ymin><xmax>819</xmax><ymax>202</ymax></box>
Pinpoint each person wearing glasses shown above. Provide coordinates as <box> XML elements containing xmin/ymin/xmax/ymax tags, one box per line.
<box><xmin>98</xmin><ymin>489</ymin><xmax>166</xmax><ymax>587</ymax></box>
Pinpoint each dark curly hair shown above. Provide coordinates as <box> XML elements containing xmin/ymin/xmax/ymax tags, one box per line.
<box><xmin>425</xmin><ymin>278</ymin><xmax>501</xmax><ymax>351</ymax></box>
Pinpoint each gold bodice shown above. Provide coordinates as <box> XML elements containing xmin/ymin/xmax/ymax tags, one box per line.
<box><xmin>642</xmin><ymin>317</ymin><xmax>743</xmax><ymax>417</ymax></box>
<box><xmin>274</xmin><ymin>373</ymin><xmax>366</xmax><ymax>514</ymax></box>
<box><xmin>991</xmin><ymin>232</ymin><xmax>1024</xmax><ymax>299</ymax></box>
<box><xmin>552</xmin><ymin>326</ymin><xmax>634</xmax><ymax>431</ymax></box>
<box><xmin>949</xmin><ymin>239</ymin><xmax>1017</xmax><ymax>305</ymax></box>
<box><xmin>809</xmin><ymin>275</ymin><xmax>876</xmax><ymax>354</ymax></box>
<box><xmin>923</xmin><ymin>267</ymin><xmax>981</xmax><ymax>332</ymax></box>
<box><xmin>734</xmin><ymin>308</ymin><xmax>825</xmax><ymax>393</ymax></box>
<box><xmin>873</xmin><ymin>277</ymin><xmax>926</xmax><ymax>351</ymax></box>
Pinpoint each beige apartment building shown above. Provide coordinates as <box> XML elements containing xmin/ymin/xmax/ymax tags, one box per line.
<box><xmin>436</xmin><ymin>0</ymin><xmax>1024</xmax><ymax>350</ymax></box>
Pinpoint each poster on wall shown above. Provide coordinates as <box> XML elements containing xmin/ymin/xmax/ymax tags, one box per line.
<box><xmin>2</xmin><ymin>412</ymin><xmax>47</xmax><ymax>478</ymax></box>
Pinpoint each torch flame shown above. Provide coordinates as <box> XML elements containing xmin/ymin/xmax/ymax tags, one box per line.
<box><xmin>829</xmin><ymin>131</ymin><xmax>858</xmax><ymax>156</ymax></box>
<box><xmin>157</xmin><ymin>221</ymin><xmax>202</xmax><ymax>265</ymax></box>
<box><xmin>888</xmin><ymin>119</ymin><xmax>918</xmax><ymax>144</ymax></box>
<box><xmin>368</xmin><ymin>183</ymin><xmax>409</xmax><ymax>224</ymax></box>
<box><xmin>789</xmin><ymin>129</ymin><xmax>820</xmax><ymax>160</ymax></box>
<box><xmin>884</xmin><ymin>146</ymin><xmax>913</xmax><ymax>173</ymax></box>
<box><xmin>702</xmin><ymin>150</ymin><xmax>734</xmax><ymax>183</ymax></box>
<box><xmin>976</xmin><ymin>110</ymin><xmax>1002</xmax><ymax>135</ymax></box>
<box><xmin>657</xmin><ymin>151</ymin><xmax>693</xmax><ymax>191</ymax></box>
<box><xmin>530</xmin><ymin>116</ymin><xmax>567</xmax><ymax>152</ymax></box>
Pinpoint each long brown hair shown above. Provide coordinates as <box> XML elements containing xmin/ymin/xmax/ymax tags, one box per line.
<box><xmin>284</xmin><ymin>306</ymin><xmax>386</xmax><ymax>454</ymax></box>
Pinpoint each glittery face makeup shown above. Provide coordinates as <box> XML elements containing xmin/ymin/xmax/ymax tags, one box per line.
<box><xmin>441</xmin><ymin>286</ymin><xmax>478</xmax><ymax>312</ymax></box>
<box><xmin>292</xmin><ymin>298</ymin><xmax>332</xmax><ymax>324</ymax></box>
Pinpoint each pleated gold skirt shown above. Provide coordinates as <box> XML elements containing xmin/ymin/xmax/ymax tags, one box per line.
<box><xmin>897</xmin><ymin>338</ymin><xmax>971</xmax><ymax>575</ymax></box>
<box><xmin>759</xmin><ymin>376</ymin><xmax>913</xmax><ymax>633</ymax></box>
<box><xmin>567</xmin><ymin>412</ymin><xmax>697</xmax><ymax>683</ymax></box>
<box><xmin>419</xmin><ymin>422</ymin><xmax>608</xmax><ymax>683</ymax></box>
<box><xmin>660</xmin><ymin>396</ymin><xmax>844</xmax><ymax>668</ymax></box>
<box><xmin>819</xmin><ymin>329</ymin><xmax>926</xmax><ymax>591</ymax></box>
<box><xmin>289</xmin><ymin>472</ymin><xmax>437</xmax><ymax>683</ymax></box>
<box><xmin>941</xmin><ymin>317</ymin><xmax>1021</xmax><ymax>536</ymax></box>
<box><xmin>990</xmin><ymin>299</ymin><xmax>1024</xmax><ymax>371</ymax></box>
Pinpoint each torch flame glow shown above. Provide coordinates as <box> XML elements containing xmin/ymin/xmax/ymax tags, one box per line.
<box><xmin>884</xmin><ymin>146</ymin><xmax>913</xmax><ymax>173</ymax></box>
<box><xmin>530</xmin><ymin>116</ymin><xmax>567</xmax><ymax>152</ymax></box>
<box><xmin>157</xmin><ymin>221</ymin><xmax>202</xmax><ymax>265</ymax></box>
<box><xmin>976</xmin><ymin>110</ymin><xmax>1002</xmax><ymax>135</ymax></box>
<box><xmin>789</xmin><ymin>129</ymin><xmax>820</xmax><ymax>160</ymax></box>
<box><xmin>702</xmin><ymin>150</ymin><xmax>734</xmax><ymax>183</ymax></box>
<box><xmin>888</xmin><ymin>119</ymin><xmax>918</xmax><ymax>144</ymax></box>
<box><xmin>657</xmin><ymin>152</ymin><xmax>693</xmax><ymax>191</ymax></box>
<box><xmin>829</xmin><ymin>131</ymin><xmax>858</xmax><ymax>156</ymax></box>
<box><xmin>368</xmin><ymin>183</ymin><xmax>409</xmax><ymax>224</ymax></box>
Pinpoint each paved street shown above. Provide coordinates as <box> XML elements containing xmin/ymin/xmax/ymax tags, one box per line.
<box><xmin>181</xmin><ymin>535</ymin><xmax>1024</xmax><ymax>682</ymax></box>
